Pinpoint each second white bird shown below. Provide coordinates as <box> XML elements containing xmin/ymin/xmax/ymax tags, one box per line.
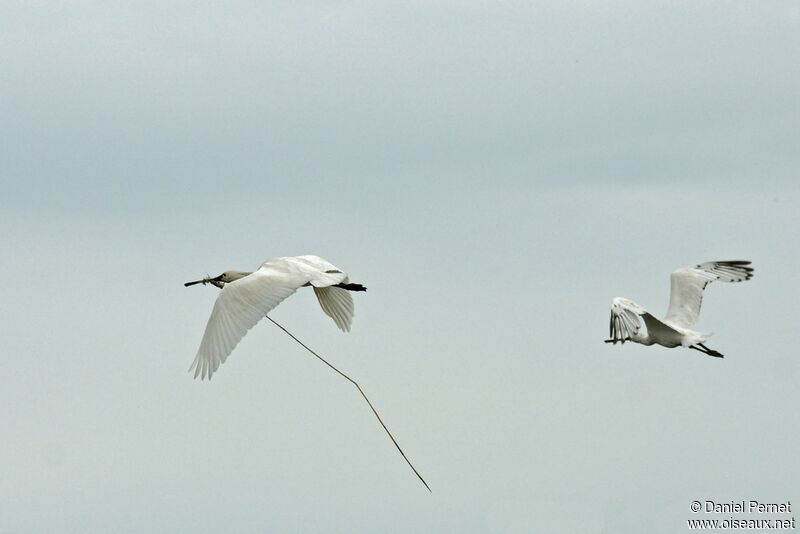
<box><xmin>605</xmin><ymin>260</ymin><xmax>753</xmax><ymax>358</ymax></box>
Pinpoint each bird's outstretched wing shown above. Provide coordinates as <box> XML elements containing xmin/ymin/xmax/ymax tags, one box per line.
<box><xmin>290</xmin><ymin>255</ymin><xmax>357</xmax><ymax>331</ymax></box>
<box><xmin>608</xmin><ymin>297</ymin><xmax>683</xmax><ymax>345</ymax></box>
<box><xmin>608</xmin><ymin>297</ymin><xmax>647</xmax><ymax>344</ymax></box>
<box><xmin>313</xmin><ymin>286</ymin><xmax>354</xmax><ymax>332</ymax></box>
<box><xmin>189</xmin><ymin>265</ymin><xmax>302</xmax><ymax>380</ymax></box>
<box><xmin>663</xmin><ymin>260</ymin><xmax>753</xmax><ymax>329</ymax></box>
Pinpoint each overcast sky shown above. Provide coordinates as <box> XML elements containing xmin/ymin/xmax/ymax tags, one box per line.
<box><xmin>1</xmin><ymin>1</ymin><xmax>798</xmax><ymax>533</ymax></box>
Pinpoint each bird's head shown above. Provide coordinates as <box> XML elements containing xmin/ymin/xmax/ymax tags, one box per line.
<box><xmin>216</xmin><ymin>270</ymin><xmax>251</xmax><ymax>284</ymax></box>
<box><xmin>184</xmin><ymin>270</ymin><xmax>252</xmax><ymax>288</ymax></box>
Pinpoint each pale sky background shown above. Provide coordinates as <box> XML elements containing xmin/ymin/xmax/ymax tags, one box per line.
<box><xmin>1</xmin><ymin>1</ymin><xmax>799</xmax><ymax>533</ymax></box>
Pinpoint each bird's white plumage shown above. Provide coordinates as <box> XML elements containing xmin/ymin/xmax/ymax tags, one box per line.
<box><xmin>188</xmin><ymin>255</ymin><xmax>359</xmax><ymax>380</ymax></box>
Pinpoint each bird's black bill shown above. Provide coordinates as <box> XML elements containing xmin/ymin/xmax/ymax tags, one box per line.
<box><xmin>184</xmin><ymin>274</ymin><xmax>224</xmax><ymax>288</ymax></box>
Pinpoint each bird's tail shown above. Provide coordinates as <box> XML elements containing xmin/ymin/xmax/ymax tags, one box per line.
<box><xmin>682</xmin><ymin>331</ymin><xmax>714</xmax><ymax>348</ymax></box>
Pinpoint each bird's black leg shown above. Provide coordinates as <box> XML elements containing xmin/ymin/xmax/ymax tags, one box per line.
<box><xmin>697</xmin><ymin>342</ymin><xmax>724</xmax><ymax>358</ymax></box>
<box><xmin>690</xmin><ymin>344</ymin><xmax>724</xmax><ymax>358</ymax></box>
<box><xmin>334</xmin><ymin>282</ymin><xmax>367</xmax><ymax>292</ymax></box>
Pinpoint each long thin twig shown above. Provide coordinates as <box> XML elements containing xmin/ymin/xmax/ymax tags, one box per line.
<box><xmin>266</xmin><ymin>315</ymin><xmax>431</xmax><ymax>492</ymax></box>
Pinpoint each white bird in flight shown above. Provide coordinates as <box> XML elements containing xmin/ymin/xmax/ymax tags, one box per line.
<box><xmin>185</xmin><ymin>255</ymin><xmax>366</xmax><ymax>380</ymax></box>
<box><xmin>185</xmin><ymin>255</ymin><xmax>430</xmax><ymax>491</ymax></box>
<box><xmin>605</xmin><ymin>260</ymin><xmax>753</xmax><ymax>358</ymax></box>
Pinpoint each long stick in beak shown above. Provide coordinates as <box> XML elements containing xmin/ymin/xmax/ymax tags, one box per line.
<box><xmin>266</xmin><ymin>316</ymin><xmax>432</xmax><ymax>493</ymax></box>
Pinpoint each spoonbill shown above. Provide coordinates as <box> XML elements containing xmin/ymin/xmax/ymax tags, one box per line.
<box><xmin>185</xmin><ymin>255</ymin><xmax>366</xmax><ymax>379</ymax></box>
<box><xmin>185</xmin><ymin>255</ymin><xmax>430</xmax><ymax>491</ymax></box>
<box><xmin>605</xmin><ymin>260</ymin><xmax>753</xmax><ymax>358</ymax></box>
